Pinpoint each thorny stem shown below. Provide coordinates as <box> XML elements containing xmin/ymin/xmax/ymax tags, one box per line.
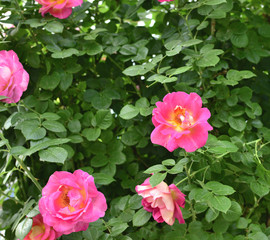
<box><xmin>0</xmin><ymin>131</ymin><xmax>43</xmax><ymax>192</ymax></box>
<box><xmin>102</xmin><ymin>219</ymin><xmax>112</xmax><ymax>234</ymax></box>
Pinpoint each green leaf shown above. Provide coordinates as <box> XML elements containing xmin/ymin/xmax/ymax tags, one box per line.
<box><xmin>181</xmin><ymin>39</ymin><xmax>202</xmax><ymax>47</ymax></box>
<box><xmin>149</xmin><ymin>172</ymin><xmax>167</xmax><ymax>187</ymax></box>
<box><xmin>122</xmin><ymin>65</ymin><xmax>148</xmax><ymax>76</ymax></box>
<box><xmin>166</xmin><ymin>66</ymin><xmax>192</xmax><ymax>76</ymax></box>
<box><xmin>40</xmin><ymin>72</ymin><xmax>60</xmax><ymax>91</ymax></box>
<box><xmin>209</xmin><ymin>195</ymin><xmax>231</xmax><ymax>213</ymax></box>
<box><xmin>204</xmin><ymin>0</ymin><xmax>226</xmax><ymax>5</ymax></box>
<box><xmin>205</xmin><ymin>208</ymin><xmax>219</xmax><ymax>223</ymax></box>
<box><xmin>144</xmin><ymin>164</ymin><xmax>167</xmax><ymax>174</ymax></box>
<box><xmin>23</xmin><ymin>138</ymin><xmax>70</xmax><ymax>156</ymax></box>
<box><xmin>0</xmin><ymin>95</ymin><xmax>9</xmax><ymax>100</ymax></box>
<box><xmin>228</xmin><ymin>116</ymin><xmax>246</xmax><ymax>132</ymax></box>
<box><xmin>162</xmin><ymin>159</ymin><xmax>175</xmax><ymax>166</ymax></box>
<box><xmin>21</xmin><ymin>121</ymin><xmax>46</xmax><ymax>140</ymax></box>
<box><xmin>250</xmin><ymin>180</ymin><xmax>269</xmax><ymax>197</ymax></box>
<box><xmin>95</xmin><ymin>110</ymin><xmax>113</xmax><ymax>129</ymax></box>
<box><xmin>82</xmin><ymin>128</ymin><xmax>101</xmax><ymax>141</ymax></box>
<box><xmin>208</xmin><ymin>140</ymin><xmax>238</xmax><ymax>154</ymax></box>
<box><xmin>84</xmin><ymin>41</ymin><xmax>103</xmax><ymax>55</ymax></box>
<box><xmin>41</xmin><ymin>113</ymin><xmax>61</xmax><ymax>120</ymax></box>
<box><xmin>39</xmin><ymin>147</ymin><xmax>68</xmax><ymax>164</ymax></box>
<box><xmin>51</xmin><ymin>48</ymin><xmax>79</xmax><ymax>58</ymax></box>
<box><xmin>231</xmin><ymin>34</ymin><xmax>248</xmax><ymax>48</ymax></box>
<box><xmin>44</xmin><ymin>21</ymin><xmax>64</xmax><ymax>33</ymax></box>
<box><xmin>91</xmin><ymin>154</ymin><xmax>108</xmax><ymax>167</ymax></box>
<box><xmin>92</xmin><ymin>173</ymin><xmax>115</xmax><ymax>185</ymax></box>
<box><xmin>205</xmin><ymin>181</ymin><xmax>235</xmax><ymax>195</ymax></box>
<box><xmin>15</xmin><ymin>218</ymin><xmax>33</xmax><ymax>240</ymax></box>
<box><xmin>132</xmin><ymin>208</ymin><xmax>152</xmax><ymax>227</ymax></box>
<box><xmin>68</xmin><ymin>119</ymin><xmax>81</xmax><ymax>133</ymax></box>
<box><xmin>222</xmin><ymin>201</ymin><xmax>242</xmax><ymax>222</ymax></box>
<box><xmin>111</xmin><ymin>223</ymin><xmax>129</xmax><ymax>237</ymax></box>
<box><xmin>42</xmin><ymin>120</ymin><xmax>66</xmax><ymax>132</ymax></box>
<box><xmin>119</xmin><ymin>105</ymin><xmax>139</xmax><ymax>120</ymax></box>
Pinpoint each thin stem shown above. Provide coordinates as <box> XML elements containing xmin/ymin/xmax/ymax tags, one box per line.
<box><xmin>0</xmin><ymin>188</ymin><xmax>24</xmax><ymax>205</ymax></box>
<box><xmin>0</xmin><ymin>131</ymin><xmax>43</xmax><ymax>192</ymax></box>
<box><xmin>175</xmin><ymin>165</ymin><xmax>210</xmax><ymax>186</ymax></box>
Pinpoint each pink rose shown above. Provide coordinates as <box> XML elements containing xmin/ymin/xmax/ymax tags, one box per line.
<box><xmin>35</xmin><ymin>0</ymin><xmax>83</xmax><ymax>19</ymax></box>
<box><xmin>22</xmin><ymin>214</ymin><xmax>62</xmax><ymax>240</ymax></box>
<box><xmin>151</xmin><ymin>91</ymin><xmax>213</xmax><ymax>152</ymax></box>
<box><xmin>39</xmin><ymin>170</ymin><xmax>107</xmax><ymax>235</ymax></box>
<box><xmin>135</xmin><ymin>178</ymin><xmax>185</xmax><ymax>225</ymax></box>
<box><xmin>0</xmin><ymin>50</ymin><xmax>29</xmax><ymax>103</ymax></box>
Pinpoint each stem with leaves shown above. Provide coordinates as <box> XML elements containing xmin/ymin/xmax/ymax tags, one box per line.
<box><xmin>0</xmin><ymin>131</ymin><xmax>43</xmax><ymax>192</ymax></box>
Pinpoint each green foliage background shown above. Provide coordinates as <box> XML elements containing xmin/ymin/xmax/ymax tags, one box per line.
<box><xmin>1</xmin><ymin>0</ymin><xmax>270</xmax><ymax>239</ymax></box>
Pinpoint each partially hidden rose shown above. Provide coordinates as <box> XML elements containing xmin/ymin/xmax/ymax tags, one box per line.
<box><xmin>135</xmin><ymin>178</ymin><xmax>185</xmax><ymax>225</ymax></box>
<box><xmin>22</xmin><ymin>214</ymin><xmax>62</xmax><ymax>240</ymax></box>
<box><xmin>0</xmin><ymin>50</ymin><xmax>29</xmax><ymax>103</ymax></box>
<box><xmin>151</xmin><ymin>91</ymin><xmax>213</xmax><ymax>152</ymax></box>
<box><xmin>39</xmin><ymin>170</ymin><xmax>107</xmax><ymax>235</ymax></box>
<box><xmin>35</xmin><ymin>0</ymin><xmax>83</xmax><ymax>19</ymax></box>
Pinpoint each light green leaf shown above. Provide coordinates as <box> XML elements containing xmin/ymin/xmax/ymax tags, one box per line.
<box><xmin>15</xmin><ymin>218</ymin><xmax>33</xmax><ymax>240</ymax></box>
<box><xmin>144</xmin><ymin>164</ymin><xmax>167</xmax><ymax>174</ymax></box>
<box><xmin>149</xmin><ymin>172</ymin><xmax>167</xmax><ymax>187</ymax></box>
<box><xmin>228</xmin><ymin>116</ymin><xmax>246</xmax><ymax>131</ymax></box>
<box><xmin>132</xmin><ymin>208</ymin><xmax>152</xmax><ymax>227</ymax></box>
<box><xmin>119</xmin><ymin>105</ymin><xmax>139</xmax><ymax>120</ymax></box>
<box><xmin>42</xmin><ymin>120</ymin><xmax>66</xmax><ymax>132</ymax></box>
<box><xmin>205</xmin><ymin>181</ymin><xmax>235</xmax><ymax>195</ymax></box>
<box><xmin>82</xmin><ymin>128</ymin><xmax>101</xmax><ymax>141</ymax></box>
<box><xmin>39</xmin><ymin>147</ymin><xmax>68</xmax><ymax>164</ymax></box>
<box><xmin>44</xmin><ymin>21</ymin><xmax>64</xmax><ymax>33</ymax></box>
<box><xmin>92</xmin><ymin>173</ymin><xmax>115</xmax><ymax>185</ymax></box>
<box><xmin>209</xmin><ymin>195</ymin><xmax>231</xmax><ymax>213</ymax></box>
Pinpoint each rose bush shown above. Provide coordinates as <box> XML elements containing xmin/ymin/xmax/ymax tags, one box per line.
<box><xmin>1</xmin><ymin>0</ymin><xmax>270</xmax><ymax>239</ymax></box>
<box><xmin>0</xmin><ymin>50</ymin><xmax>29</xmax><ymax>103</ymax></box>
<box><xmin>39</xmin><ymin>170</ymin><xmax>107</xmax><ymax>235</ymax></box>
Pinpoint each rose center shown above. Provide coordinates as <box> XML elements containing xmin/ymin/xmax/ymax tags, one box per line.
<box><xmin>172</xmin><ymin>105</ymin><xmax>194</xmax><ymax>129</ymax></box>
<box><xmin>58</xmin><ymin>186</ymin><xmax>71</xmax><ymax>207</ymax></box>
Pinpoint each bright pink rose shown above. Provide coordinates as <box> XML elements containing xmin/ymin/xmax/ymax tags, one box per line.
<box><xmin>151</xmin><ymin>91</ymin><xmax>213</xmax><ymax>152</ymax></box>
<box><xmin>35</xmin><ymin>0</ymin><xmax>83</xmax><ymax>19</ymax></box>
<box><xmin>135</xmin><ymin>178</ymin><xmax>185</xmax><ymax>225</ymax></box>
<box><xmin>0</xmin><ymin>50</ymin><xmax>29</xmax><ymax>103</ymax></box>
<box><xmin>39</xmin><ymin>170</ymin><xmax>107</xmax><ymax>235</ymax></box>
<box><xmin>22</xmin><ymin>214</ymin><xmax>62</xmax><ymax>240</ymax></box>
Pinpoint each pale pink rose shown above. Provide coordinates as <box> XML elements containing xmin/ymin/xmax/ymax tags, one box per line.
<box><xmin>39</xmin><ymin>170</ymin><xmax>107</xmax><ymax>235</ymax></box>
<box><xmin>35</xmin><ymin>0</ymin><xmax>83</xmax><ymax>19</ymax></box>
<box><xmin>0</xmin><ymin>50</ymin><xmax>29</xmax><ymax>103</ymax></box>
<box><xmin>151</xmin><ymin>91</ymin><xmax>213</xmax><ymax>152</ymax></box>
<box><xmin>22</xmin><ymin>214</ymin><xmax>62</xmax><ymax>240</ymax></box>
<box><xmin>135</xmin><ymin>178</ymin><xmax>185</xmax><ymax>225</ymax></box>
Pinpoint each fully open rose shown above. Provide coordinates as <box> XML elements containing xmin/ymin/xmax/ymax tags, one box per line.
<box><xmin>0</xmin><ymin>50</ymin><xmax>29</xmax><ymax>103</ymax></box>
<box><xmin>136</xmin><ymin>178</ymin><xmax>185</xmax><ymax>225</ymax></box>
<box><xmin>39</xmin><ymin>170</ymin><xmax>107</xmax><ymax>235</ymax></box>
<box><xmin>35</xmin><ymin>0</ymin><xmax>83</xmax><ymax>19</ymax></box>
<box><xmin>151</xmin><ymin>91</ymin><xmax>213</xmax><ymax>152</ymax></box>
<box><xmin>22</xmin><ymin>214</ymin><xmax>62</xmax><ymax>240</ymax></box>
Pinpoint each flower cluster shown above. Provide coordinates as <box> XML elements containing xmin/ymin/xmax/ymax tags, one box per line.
<box><xmin>22</xmin><ymin>170</ymin><xmax>107</xmax><ymax>239</ymax></box>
